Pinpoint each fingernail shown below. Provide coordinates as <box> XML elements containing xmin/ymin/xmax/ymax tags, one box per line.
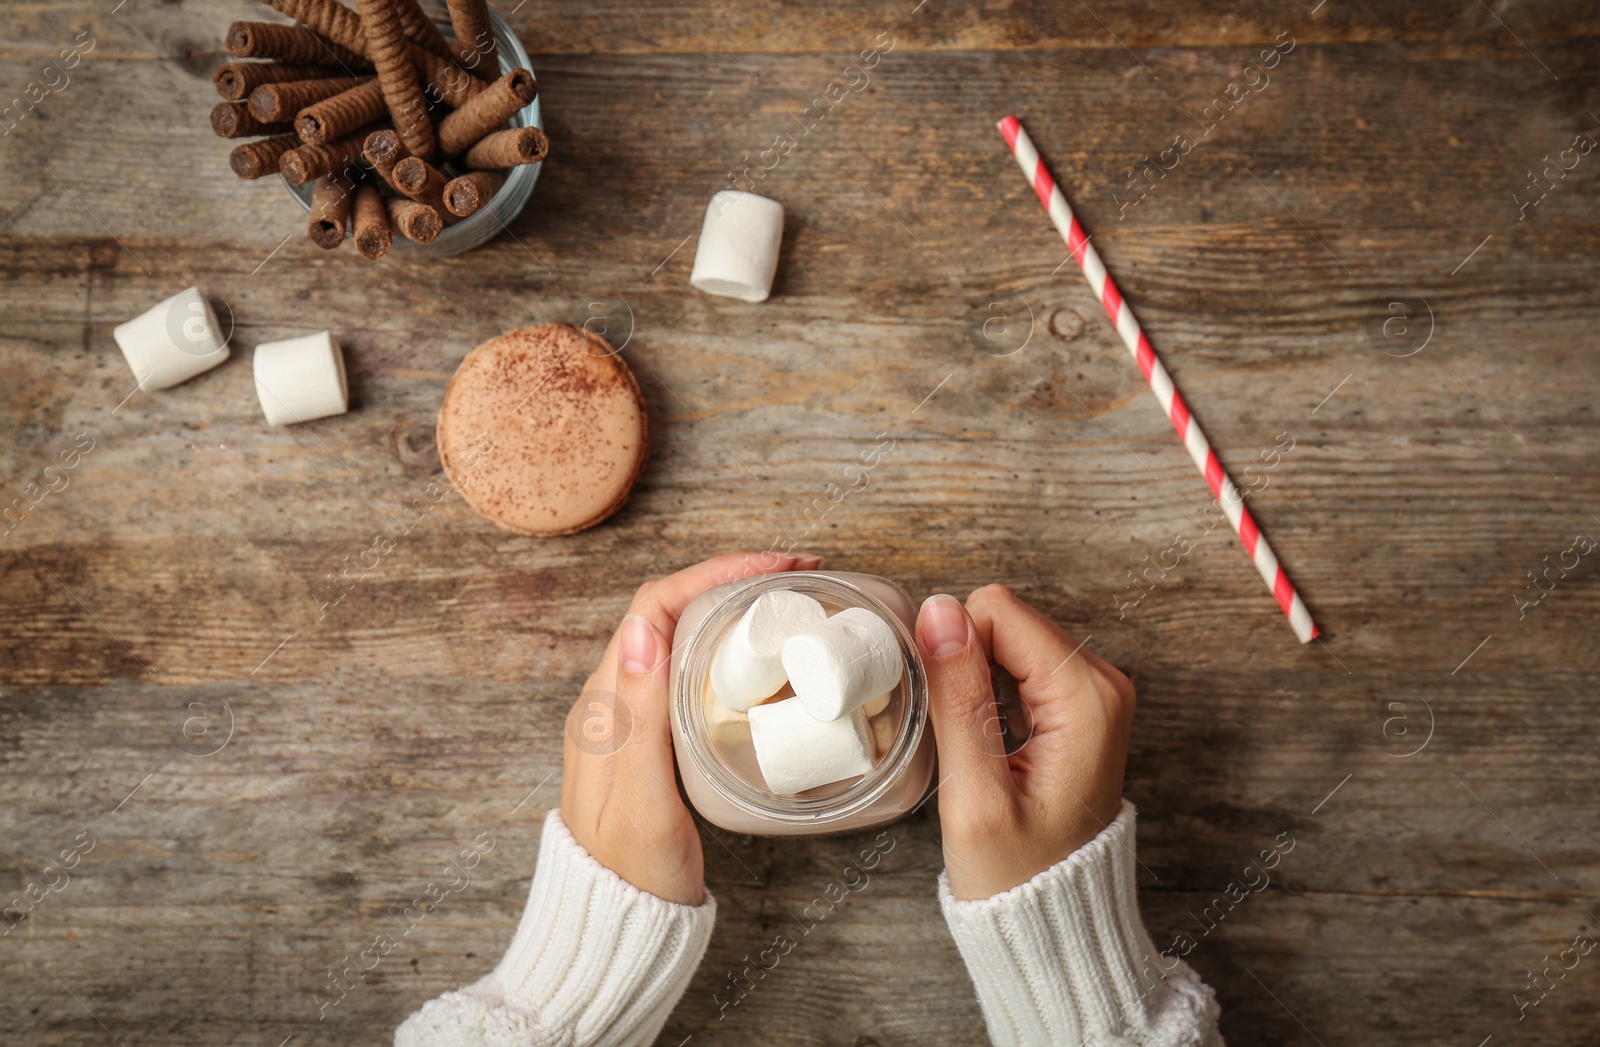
<box><xmin>793</xmin><ymin>554</ymin><xmax>824</xmax><ymax>570</ymax></box>
<box><xmin>619</xmin><ymin>614</ymin><xmax>658</xmax><ymax>674</ymax></box>
<box><xmin>920</xmin><ymin>594</ymin><xmax>969</xmax><ymax>658</ymax></box>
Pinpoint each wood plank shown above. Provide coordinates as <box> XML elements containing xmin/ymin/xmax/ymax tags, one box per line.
<box><xmin>2</xmin><ymin>0</ymin><xmax>1598</xmax><ymax>62</ymax></box>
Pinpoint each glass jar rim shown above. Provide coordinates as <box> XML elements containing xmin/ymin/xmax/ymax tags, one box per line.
<box><xmin>672</xmin><ymin>572</ymin><xmax>929</xmax><ymax>826</ymax></box>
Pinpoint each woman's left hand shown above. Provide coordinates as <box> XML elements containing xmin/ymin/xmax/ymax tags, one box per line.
<box><xmin>561</xmin><ymin>551</ymin><xmax>822</xmax><ymax>905</ymax></box>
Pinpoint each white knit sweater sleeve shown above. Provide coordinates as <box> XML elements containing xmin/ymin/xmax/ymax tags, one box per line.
<box><xmin>395</xmin><ymin>810</ymin><xmax>716</xmax><ymax>1047</ymax></box>
<box><xmin>940</xmin><ymin>801</ymin><xmax>1224</xmax><ymax>1047</ymax></box>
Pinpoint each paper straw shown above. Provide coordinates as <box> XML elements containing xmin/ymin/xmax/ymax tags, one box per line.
<box><xmin>998</xmin><ymin>115</ymin><xmax>1318</xmax><ymax>643</ymax></box>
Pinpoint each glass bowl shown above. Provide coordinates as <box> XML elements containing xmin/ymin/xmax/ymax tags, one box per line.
<box><xmin>282</xmin><ymin>2</ymin><xmax>542</xmax><ymax>257</ymax></box>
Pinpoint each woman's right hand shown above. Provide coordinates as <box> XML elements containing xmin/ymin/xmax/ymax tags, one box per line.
<box><xmin>561</xmin><ymin>551</ymin><xmax>820</xmax><ymax>906</ymax></box>
<box><xmin>915</xmin><ymin>585</ymin><xmax>1135</xmax><ymax>900</ymax></box>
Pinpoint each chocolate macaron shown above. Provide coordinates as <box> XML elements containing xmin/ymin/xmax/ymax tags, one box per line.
<box><xmin>437</xmin><ymin>323</ymin><xmax>648</xmax><ymax>537</ymax></box>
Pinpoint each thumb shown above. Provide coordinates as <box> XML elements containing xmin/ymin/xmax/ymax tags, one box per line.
<box><xmin>610</xmin><ymin>614</ymin><xmax>677</xmax><ymax>789</ymax></box>
<box><xmin>917</xmin><ymin>595</ymin><xmax>1012</xmax><ymax>801</ymax></box>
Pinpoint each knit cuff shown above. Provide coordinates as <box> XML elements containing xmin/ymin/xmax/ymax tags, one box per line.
<box><xmin>939</xmin><ymin>801</ymin><xmax>1220</xmax><ymax>1047</ymax></box>
<box><xmin>396</xmin><ymin>810</ymin><xmax>716</xmax><ymax>1047</ymax></box>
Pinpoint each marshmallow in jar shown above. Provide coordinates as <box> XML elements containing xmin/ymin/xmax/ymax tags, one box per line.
<box><xmin>669</xmin><ymin>571</ymin><xmax>933</xmax><ymax>836</ymax></box>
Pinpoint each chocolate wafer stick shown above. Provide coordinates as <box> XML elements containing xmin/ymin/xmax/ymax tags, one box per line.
<box><xmin>361</xmin><ymin>128</ymin><xmax>409</xmax><ymax>190</ymax></box>
<box><xmin>258</xmin><ymin>0</ymin><xmax>365</xmax><ymax>56</ymax></box>
<box><xmin>226</xmin><ymin>21</ymin><xmax>368</xmax><ymax>68</ymax></box>
<box><xmin>463</xmin><ymin>126</ymin><xmax>547</xmax><ymax>169</ymax></box>
<box><xmin>229</xmin><ymin>133</ymin><xmax>302</xmax><ymax>179</ymax></box>
<box><xmin>354</xmin><ymin>0</ymin><xmax>435</xmax><ymax>158</ymax></box>
<box><xmin>436</xmin><ymin>68</ymin><xmax>536</xmax><ymax>155</ymax></box>
<box><xmin>280</xmin><ymin>126</ymin><xmax>381</xmax><ymax>185</ymax></box>
<box><xmin>415</xmin><ymin>51</ymin><xmax>484</xmax><ymax>108</ymax></box>
<box><xmin>392</xmin><ymin>155</ymin><xmax>453</xmax><ymax>220</ymax></box>
<box><xmin>249</xmin><ymin>75</ymin><xmax>369</xmax><ymax>123</ymax></box>
<box><xmin>295</xmin><ymin>79</ymin><xmax>386</xmax><ymax>144</ymax></box>
<box><xmin>443</xmin><ymin>170</ymin><xmax>502</xmax><ymax>216</ymax></box>
<box><xmin>387</xmin><ymin>197</ymin><xmax>442</xmax><ymax>242</ymax></box>
<box><xmin>261</xmin><ymin>0</ymin><xmax>487</xmax><ymax>108</ymax></box>
<box><xmin>445</xmin><ymin>0</ymin><xmax>497</xmax><ymax>73</ymax></box>
<box><xmin>309</xmin><ymin>176</ymin><xmax>354</xmax><ymax>249</ymax></box>
<box><xmin>213</xmin><ymin>61</ymin><xmax>335</xmax><ymax>100</ymax></box>
<box><xmin>211</xmin><ymin>101</ymin><xmax>295</xmax><ymax>139</ymax></box>
<box><xmin>353</xmin><ymin>185</ymin><xmax>392</xmax><ymax>259</ymax></box>
<box><xmin>393</xmin><ymin>0</ymin><xmax>459</xmax><ymax>65</ymax></box>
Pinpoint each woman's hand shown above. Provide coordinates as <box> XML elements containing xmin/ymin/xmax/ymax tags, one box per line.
<box><xmin>916</xmin><ymin>585</ymin><xmax>1134</xmax><ymax>900</ymax></box>
<box><xmin>560</xmin><ymin>552</ymin><xmax>821</xmax><ymax>905</ymax></box>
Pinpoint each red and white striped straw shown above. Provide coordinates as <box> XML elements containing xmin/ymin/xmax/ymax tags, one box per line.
<box><xmin>998</xmin><ymin>115</ymin><xmax>1317</xmax><ymax>643</ymax></box>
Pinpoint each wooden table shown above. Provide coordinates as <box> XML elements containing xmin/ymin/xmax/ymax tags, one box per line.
<box><xmin>3</xmin><ymin>1</ymin><xmax>1598</xmax><ymax>1043</ymax></box>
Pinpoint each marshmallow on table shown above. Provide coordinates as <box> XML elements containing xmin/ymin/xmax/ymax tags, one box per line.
<box><xmin>748</xmin><ymin>697</ymin><xmax>874</xmax><ymax>795</ymax></box>
<box><xmin>783</xmin><ymin>607</ymin><xmax>904</xmax><ymax>722</ymax></box>
<box><xmin>253</xmin><ymin>331</ymin><xmax>349</xmax><ymax>426</ymax></box>
<box><xmin>113</xmin><ymin>286</ymin><xmax>229</xmax><ymax>391</ymax></box>
<box><xmin>710</xmin><ymin>590</ymin><xmax>825</xmax><ymax>710</ymax></box>
<box><xmin>689</xmin><ymin>190</ymin><xmax>784</xmax><ymax>303</ymax></box>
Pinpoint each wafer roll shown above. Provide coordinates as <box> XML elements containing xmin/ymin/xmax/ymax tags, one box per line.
<box><xmin>388</xmin><ymin>197</ymin><xmax>442</xmax><ymax>242</ymax></box>
<box><xmin>248</xmin><ymin>75</ymin><xmax>369</xmax><ymax>123</ymax></box>
<box><xmin>436</xmin><ymin>68</ymin><xmax>536</xmax><ymax>155</ymax></box>
<box><xmin>213</xmin><ymin>61</ymin><xmax>334</xmax><ymax>101</ymax></box>
<box><xmin>392</xmin><ymin>155</ymin><xmax>452</xmax><ymax>213</ymax></box>
<box><xmin>362</xmin><ymin>128</ymin><xmax>409</xmax><ymax>189</ymax></box>
<box><xmin>295</xmin><ymin>79</ymin><xmax>386</xmax><ymax>144</ymax></box>
<box><xmin>415</xmin><ymin>49</ymin><xmax>484</xmax><ymax>108</ymax></box>
<box><xmin>308</xmin><ymin>176</ymin><xmax>354</xmax><ymax>249</ymax></box>
<box><xmin>353</xmin><ymin>185</ymin><xmax>392</xmax><ymax>259</ymax></box>
<box><xmin>354</xmin><ymin>0</ymin><xmax>435</xmax><ymax>158</ymax></box>
<box><xmin>211</xmin><ymin>101</ymin><xmax>295</xmax><ymax>139</ymax></box>
<box><xmin>225</xmin><ymin>20</ymin><xmax>368</xmax><ymax>68</ymax></box>
<box><xmin>280</xmin><ymin>126</ymin><xmax>378</xmax><ymax>185</ymax></box>
<box><xmin>229</xmin><ymin>133</ymin><xmax>302</xmax><ymax>178</ymax></box>
<box><xmin>260</xmin><ymin>0</ymin><xmax>486</xmax><ymax>108</ymax></box>
<box><xmin>259</xmin><ymin>0</ymin><xmax>365</xmax><ymax>57</ymax></box>
<box><xmin>445</xmin><ymin>0</ymin><xmax>497</xmax><ymax>71</ymax></box>
<box><xmin>463</xmin><ymin>126</ymin><xmax>547</xmax><ymax>169</ymax></box>
<box><xmin>393</xmin><ymin>0</ymin><xmax>458</xmax><ymax>64</ymax></box>
<box><xmin>443</xmin><ymin>170</ymin><xmax>502</xmax><ymax>216</ymax></box>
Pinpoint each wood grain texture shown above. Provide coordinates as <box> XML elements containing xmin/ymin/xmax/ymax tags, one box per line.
<box><xmin>3</xmin><ymin>0</ymin><xmax>1599</xmax><ymax>1045</ymax></box>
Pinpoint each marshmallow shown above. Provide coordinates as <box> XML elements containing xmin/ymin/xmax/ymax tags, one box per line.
<box><xmin>705</xmin><ymin>689</ymin><xmax>751</xmax><ymax>746</ymax></box>
<box><xmin>710</xmin><ymin>590</ymin><xmax>825</xmax><ymax>710</ymax></box>
<box><xmin>870</xmin><ymin>712</ymin><xmax>896</xmax><ymax>758</ymax></box>
<box><xmin>862</xmin><ymin>691</ymin><xmax>892</xmax><ymax>718</ymax></box>
<box><xmin>253</xmin><ymin>330</ymin><xmax>349</xmax><ymax>426</ymax></box>
<box><xmin>783</xmin><ymin>607</ymin><xmax>904</xmax><ymax>722</ymax></box>
<box><xmin>748</xmin><ymin>697</ymin><xmax>873</xmax><ymax>794</ymax></box>
<box><xmin>113</xmin><ymin>286</ymin><xmax>230</xmax><ymax>391</ymax></box>
<box><xmin>689</xmin><ymin>191</ymin><xmax>784</xmax><ymax>303</ymax></box>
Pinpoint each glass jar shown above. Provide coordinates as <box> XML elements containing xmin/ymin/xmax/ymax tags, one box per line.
<box><xmin>670</xmin><ymin>571</ymin><xmax>934</xmax><ymax>835</ymax></box>
<box><xmin>282</xmin><ymin>1</ymin><xmax>543</xmax><ymax>257</ymax></box>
